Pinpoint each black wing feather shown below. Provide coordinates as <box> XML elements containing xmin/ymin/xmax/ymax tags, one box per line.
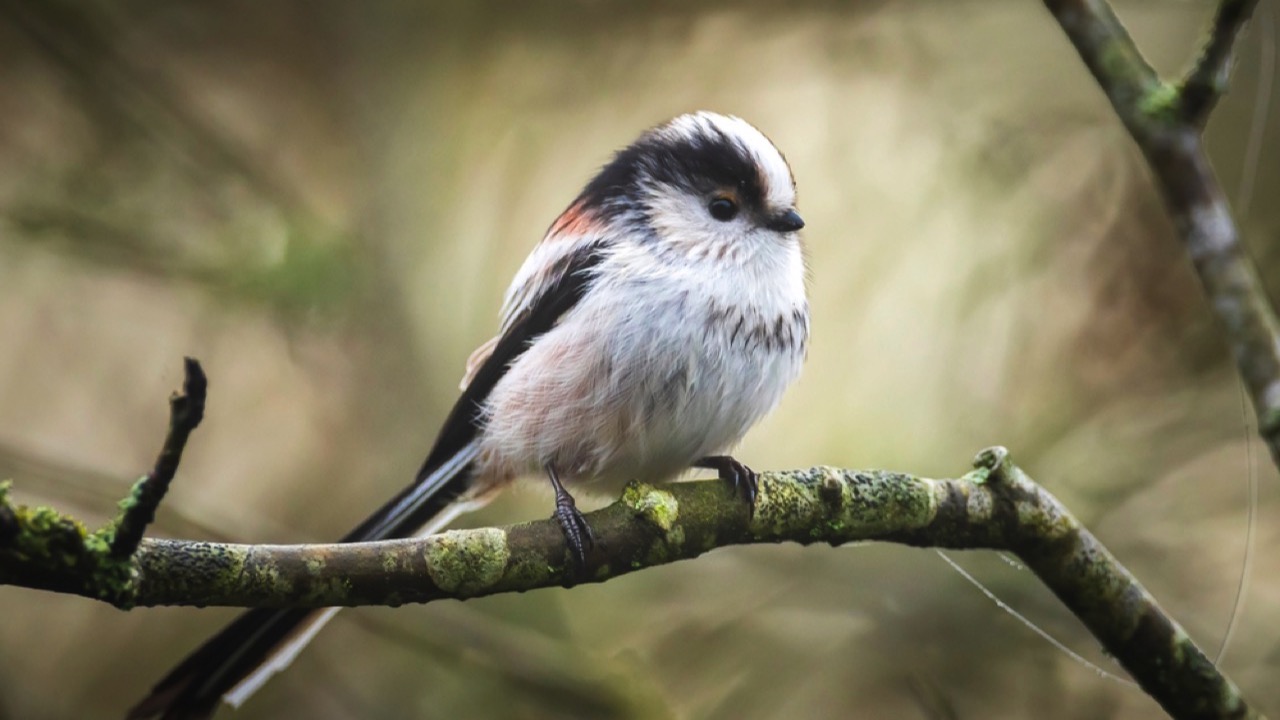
<box><xmin>345</xmin><ymin>242</ymin><xmax>606</xmax><ymax>542</ymax></box>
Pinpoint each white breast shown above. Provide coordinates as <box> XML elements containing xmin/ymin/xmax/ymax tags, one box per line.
<box><xmin>477</xmin><ymin>237</ymin><xmax>808</xmax><ymax>494</ymax></box>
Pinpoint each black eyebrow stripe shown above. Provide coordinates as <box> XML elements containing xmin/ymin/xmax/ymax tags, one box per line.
<box><xmin>575</xmin><ymin>122</ymin><xmax>767</xmax><ymax>222</ymax></box>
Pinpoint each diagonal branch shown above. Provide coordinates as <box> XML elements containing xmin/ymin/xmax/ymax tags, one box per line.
<box><xmin>1041</xmin><ymin>0</ymin><xmax>1162</xmax><ymax>137</ymax></box>
<box><xmin>1039</xmin><ymin>0</ymin><xmax>1280</xmax><ymax>476</ymax></box>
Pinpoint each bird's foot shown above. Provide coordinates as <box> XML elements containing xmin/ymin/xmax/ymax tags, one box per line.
<box><xmin>695</xmin><ymin>455</ymin><xmax>759</xmax><ymax>514</ymax></box>
<box><xmin>545</xmin><ymin>464</ymin><xmax>595</xmax><ymax>574</ymax></box>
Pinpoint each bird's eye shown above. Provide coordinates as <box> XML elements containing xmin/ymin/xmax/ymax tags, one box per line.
<box><xmin>708</xmin><ymin>197</ymin><xmax>738</xmax><ymax>222</ymax></box>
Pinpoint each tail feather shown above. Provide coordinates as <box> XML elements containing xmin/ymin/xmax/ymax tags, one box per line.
<box><xmin>128</xmin><ymin>214</ymin><xmax>602</xmax><ymax>720</ymax></box>
<box><xmin>222</xmin><ymin>607</ymin><xmax>342</xmax><ymax>709</ymax></box>
<box><xmin>127</xmin><ymin>608</ymin><xmax>320</xmax><ymax>720</ymax></box>
<box><xmin>343</xmin><ymin>440</ymin><xmax>480</xmax><ymax>542</ymax></box>
<box><xmin>126</xmin><ymin>440</ymin><xmax>482</xmax><ymax>720</ymax></box>
<box><xmin>223</xmin><ymin>493</ymin><xmax>487</xmax><ymax>710</ymax></box>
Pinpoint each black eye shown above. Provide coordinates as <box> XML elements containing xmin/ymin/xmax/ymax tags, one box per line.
<box><xmin>708</xmin><ymin>197</ymin><xmax>738</xmax><ymax>222</ymax></box>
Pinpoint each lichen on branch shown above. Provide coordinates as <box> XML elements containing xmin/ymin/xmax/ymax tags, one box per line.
<box><xmin>0</xmin><ymin>445</ymin><xmax>1256</xmax><ymax>718</ymax></box>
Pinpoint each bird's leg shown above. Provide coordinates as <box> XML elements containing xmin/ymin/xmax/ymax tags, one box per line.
<box><xmin>545</xmin><ymin>463</ymin><xmax>594</xmax><ymax>572</ymax></box>
<box><xmin>694</xmin><ymin>455</ymin><xmax>759</xmax><ymax>512</ymax></box>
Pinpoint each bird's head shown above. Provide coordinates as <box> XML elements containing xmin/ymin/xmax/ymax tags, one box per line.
<box><xmin>572</xmin><ymin>111</ymin><xmax>803</xmax><ymax>262</ymax></box>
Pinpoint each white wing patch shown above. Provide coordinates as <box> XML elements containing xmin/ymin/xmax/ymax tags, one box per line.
<box><xmin>460</xmin><ymin>335</ymin><xmax>499</xmax><ymax>390</ymax></box>
<box><xmin>462</xmin><ymin>202</ymin><xmax>604</xmax><ymax>390</ymax></box>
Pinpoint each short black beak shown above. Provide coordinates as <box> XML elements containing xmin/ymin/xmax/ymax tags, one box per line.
<box><xmin>765</xmin><ymin>208</ymin><xmax>805</xmax><ymax>233</ymax></box>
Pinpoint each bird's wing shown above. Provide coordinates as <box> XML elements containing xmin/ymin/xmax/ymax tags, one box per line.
<box><xmin>500</xmin><ymin>201</ymin><xmax>606</xmax><ymax>334</ymax></box>
<box><xmin>127</xmin><ymin>220</ymin><xmax>609</xmax><ymax>720</ymax></box>
<box><xmin>414</xmin><ymin>222</ymin><xmax>608</xmax><ymax>493</ymax></box>
<box><xmin>460</xmin><ymin>203</ymin><xmax>605</xmax><ymax>388</ymax></box>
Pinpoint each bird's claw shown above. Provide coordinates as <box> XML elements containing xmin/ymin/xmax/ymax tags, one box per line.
<box><xmin>545</xmin><ymin>464</ymin><xmax>594</xmax><ymax>575</ymax></box>
<box><xmin>695</xmin><ymin>455</ymin><xmax>759</xmax><ymax>515</ymax></box>
<box><xmin>552</xmin><ymin>490</ymin><xmax>595</xmax><ymax>574</ymax></box>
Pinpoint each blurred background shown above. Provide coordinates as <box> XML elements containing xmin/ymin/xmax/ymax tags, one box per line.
<box><xmin>1</xmin><ymin>1</ymin><xmax>1278</xmax><ymax>718</ymax></box>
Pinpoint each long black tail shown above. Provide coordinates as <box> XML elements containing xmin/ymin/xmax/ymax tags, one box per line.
<box><xmin>128</xmin><ymin>239</ymin><xmax>605</xmax><ymax>719</ymax></box>
<box><xmin>125</xmin><ymin>440</ymin><xmax>480</xmax><ymax>720</ymax></box>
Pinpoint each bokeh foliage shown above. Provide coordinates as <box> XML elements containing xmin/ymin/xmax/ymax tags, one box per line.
<box><xmin>0</xmin><ymin>1</ymin><xmax>1278</xmax><ymax>718</ymax></box>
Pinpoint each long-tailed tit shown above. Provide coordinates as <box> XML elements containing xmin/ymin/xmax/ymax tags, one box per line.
<box><xmin>128</xmin><ymin>111</ymin><xmax>809</xmax><ymax>720</ymax></box>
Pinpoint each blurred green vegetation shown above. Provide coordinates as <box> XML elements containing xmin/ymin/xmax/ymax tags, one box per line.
<box><xmin>0</xmin><ymin>1</ymin><xmax>1278</xmax><ymax>718</ymax></box>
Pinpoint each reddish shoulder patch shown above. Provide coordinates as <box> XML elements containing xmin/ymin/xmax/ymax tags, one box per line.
<box><xmin>547</xmin><ymin>200</ymin><xmax>603</xmax><ymax>239</ymax></box>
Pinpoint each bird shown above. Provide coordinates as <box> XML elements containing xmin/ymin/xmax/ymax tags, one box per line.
<box><xmin>127</xmin><ymin>110</ymin><xmax>809</xmax><ymax>720</ymax></box>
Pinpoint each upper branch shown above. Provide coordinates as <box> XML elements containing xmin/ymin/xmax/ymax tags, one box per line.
<box><xmin>1180</xmin><ymin>0</ymin><xmax>1263</xmax><ymax>126</ymax></box>
<box><xmin>1041</xmin><ymin>0</ymin><xmax>1162</xmax><ymax>139</ymax></box>
<box><xmin>1040</xmin><ymin>0</ymin><xmax>1280</xmax><ymax>472</ymax></box>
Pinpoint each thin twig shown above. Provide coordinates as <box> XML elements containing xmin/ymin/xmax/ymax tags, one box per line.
<box><xmin>1181</xmin><ymin>0</ymin><xmax>1263</xmax><ymax>126</ymax></box>
<box><xmin>108</xmin><ymin>357</ymin><xmax>207</xmax><ymax>558</ymax></box>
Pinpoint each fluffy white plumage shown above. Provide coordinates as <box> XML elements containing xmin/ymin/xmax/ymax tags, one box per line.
<box><xmin>473</xmin><ymin>111</ymin><xmax>808</xmax><ymax>492</ymax></box>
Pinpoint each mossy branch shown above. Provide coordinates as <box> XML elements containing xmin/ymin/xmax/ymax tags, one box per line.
<box><xmin>0</xmin><ymin>444</ymin><xmax>1257</xmax><ymax>718</ymax></box>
